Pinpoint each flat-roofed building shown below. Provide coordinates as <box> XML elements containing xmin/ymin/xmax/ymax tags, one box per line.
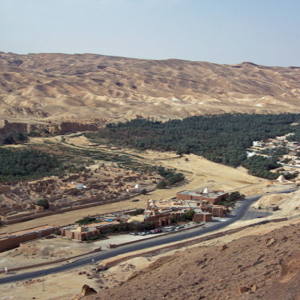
<box><xmin>176</xmin><ymin>188</ymin><xmax>228</xmax><ymax>205</ymax></box>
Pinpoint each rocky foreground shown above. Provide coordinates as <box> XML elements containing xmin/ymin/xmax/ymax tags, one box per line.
<box><xmin>83</xmin><ymin>220</ymin><xmax>300</xmax><ymax>300</ymax></box>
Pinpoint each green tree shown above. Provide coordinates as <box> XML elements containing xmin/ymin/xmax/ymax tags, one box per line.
<box><xmin>226</xmin><ymin>191</ymin><xmax>245</xmax><ymax>202</ymax></box>
<box><xmin>36</xmin><ymin>198</ymin><xmax>49</xmax><ymax>209</ymax></box>
<box><xmin>16</xmin><ymin>131</ymin><xmax>28</xmax><ymax>142</ymax></box>
<box><xmin>185</xmin><ymin>209</ymin><xmax>195</xmax><ymax>220</ymax></box>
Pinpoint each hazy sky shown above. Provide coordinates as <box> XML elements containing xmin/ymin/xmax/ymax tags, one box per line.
<box><xmin>1</xmin><ymin>0</ymin><xmax>300</xmax><ymax>66</ymax></box>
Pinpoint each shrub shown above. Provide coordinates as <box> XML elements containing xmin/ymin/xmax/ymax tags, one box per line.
<box><xmin>75</xmin><ymin>216</ymin><xmax>96</xmax><ymax>225</ymax></box>
<box><xmin>185</xmin><ymin>209</ymin><xmax>195</xmax><ymax>220</ymax></box>
<box><xmin>157</xmin><ymin>180</ymin><xmax>168</xmax><ymax>189</ymax></box>
<box><xmin>3</xmin><ymin>132</ymin><xmax>28</xmax><ymax>145</ymax></box>
<box><xmin>132</xmin><ymin>209</ymin><xmax>145</xmax><ymax>216</ymax></box>
<box><xmin>141</xmin><ymin>188</ymin><xmax>147</xmax><ymax>195</ymax></box>
<box><xmin>36</xmin><ymin>198</ymin><xmax>49</xmax><ymax>209</ymax></box>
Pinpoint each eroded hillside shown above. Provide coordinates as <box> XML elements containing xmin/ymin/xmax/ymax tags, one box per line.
<box><xmin>1</xmin><ymin>52</ymin><xmax>300</xmax><ymax>130</ymax></box>
<box><xmin>84</xmin><ymin>219</ymin><xmax>300</xmax><ymax>300</ymax></box>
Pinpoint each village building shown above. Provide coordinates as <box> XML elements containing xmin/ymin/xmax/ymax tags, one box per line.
<box><xmin>0</xmin><ymin>165</ymin><xmax>162</xmax><ymax>225</ymax></box>
<box><xmin>176</xmin><ymin>188</ymin><xmax>228</xmax><ymax>205</ymax></box>
<box><xmin>60</xmin><ymin>188</ymin><xmax>228</xmax><ymax>241</ymax></box>
<box><xmin>61</xmin><ymin>221</ymin><xmax>120</xmax><ymax>241</ymax></box>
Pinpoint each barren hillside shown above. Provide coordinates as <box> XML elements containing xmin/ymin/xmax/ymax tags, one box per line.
<box><xmin>1</xmin><ymin>52</ymin><xmax>300</xmax><ymax>130</ymax></box>
<box><xmin>83</xmin><ymin>220</ymin><xmax>300</xmax><ymax>300</ymax></box>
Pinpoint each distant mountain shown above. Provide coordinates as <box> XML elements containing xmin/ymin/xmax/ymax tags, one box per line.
<box><xmin>1</xmin><ymin>52</ymin><xmax>300</xmax><ymax>128</ymax></box>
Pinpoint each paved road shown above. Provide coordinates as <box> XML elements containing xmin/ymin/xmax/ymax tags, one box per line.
<box><xmin>0</xmin><ymin>188</ymin><xmax>296</xmax><ymax>284</ymax></box>
<box><xmin>282</xmin><ymin>164</ymin><xmax>300</xmax><ymax>169</ymax></box>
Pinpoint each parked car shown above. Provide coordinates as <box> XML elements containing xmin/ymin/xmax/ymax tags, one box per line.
<box><xmin>129</xmin><ymin>232</ymin><xmax>137</xmax><ymax>235</ymax></box>
<box><xmin>154</xmin><ymin>229</ymin><xmax>162</xmax><ymax>233</ymax></box>
<box><xmin>176</xmin><ymin>225</ymin><xmax>185</xmax><ymax>229</ymax></box>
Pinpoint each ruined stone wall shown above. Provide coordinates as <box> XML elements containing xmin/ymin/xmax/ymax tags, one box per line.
<box><xmin>0</xmin><ymin>233</ymin><xmax>36</xmax><ymax>252</ymax></box>
<box><xmin>0</xmin><ymin>186</ymin><xmax>11</xmax><ymax>193</ymax></box>
<box><xmin>4</xmin><ymin>211</ymin><xmax>54</xmax><ymax>224</ymax></box>
<box><xmin>3</xmin><ymin>211</ymin><xmax>36</xmax><ymax>221</ymax></box>
<box><xmin>0</xmin><ymin>227</ymin><xmax>55</xmax><ymax>252</ymax></box>
<box><xmin>0</xmin><ymin>120</ymin><xmax>29</xmax><ymax>144</ymax></box>
<box><xmin>0</xmin><ymin>119</ymin><xmax>102</xmax><ymax>144</ymax></box>
<box><xmin>0</xmin><ymin>207</ymin><xmax>14</xmax><ymax>215</ymax></box>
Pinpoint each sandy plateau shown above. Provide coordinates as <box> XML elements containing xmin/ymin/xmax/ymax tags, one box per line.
<box><xmin>1</xmin><ymin>134</ymin><xmax>300</xmax><ymax>299</ymax></box>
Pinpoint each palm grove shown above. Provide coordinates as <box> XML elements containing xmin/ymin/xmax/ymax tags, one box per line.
<box><xmin>86</xmin><ymin>113</ymin><xmax>300</xmax><ymax>180</ymax></box>
<box><xmin>1</xmin><ymin>113</ymin><xmax>300</xmax><ymax>183</ymax></box>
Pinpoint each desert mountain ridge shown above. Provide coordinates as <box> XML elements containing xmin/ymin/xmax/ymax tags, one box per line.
<box><xmin>1</xmin><ymin>51</ymin><xmax>300</xmax><ymax>137</ymax></box>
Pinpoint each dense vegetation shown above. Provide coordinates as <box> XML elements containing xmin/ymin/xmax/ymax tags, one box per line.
<box><xmin>242</xmin><ymin>155</ymin><xmax>282</xmax><ymax>179</ymax></box>
<box><xmin>156</xmin><ymin>166</ymin><xmax>185</xmax><ymax>188</ymax></box>
<box><xmin>258</xmin><ymin>147</ymin><xmax>289</xmax><ymax>160</ymax></box>
<box><xmin>75</xmin><ymin>216</ymin><xmax>97</xmax><ymax>225</ymax></box>
<box><xmin>226</xmin><ymin>191</ymin><xmax>245</xmax><ymax>202</ymax></box>
<box><xmin>0</xmin><ymin>148</ymin><xmax>62</xmax><ymax>182</ymax></box>
<box><xmin>132</xmin><ymin>209</ymin><xmax>145</xmax><ymax>216</ymax></box>
<box><xmin>0</xmin><ymin>140</ymin><xmax>185</xmax><ymax>185</ymax></box>
<box><xmin>86</xmin><ymin>113</ymin><xmax>300</xmax><ymax>179</ymax></box>
<box><xmin>3</xmin><ymin>131</ymin><xmax>28</xmax><ymax>145</ymax></box>
<box><xmin>219</xmin><ymin>191</ymin><xmax>246</xmax><ymax>210</ymax></box>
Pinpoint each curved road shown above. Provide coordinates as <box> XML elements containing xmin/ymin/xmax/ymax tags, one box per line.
<box><xmin>0</xmin><ymin>188</ymin><xmax>296</xmax><ymax>284</ymax></box>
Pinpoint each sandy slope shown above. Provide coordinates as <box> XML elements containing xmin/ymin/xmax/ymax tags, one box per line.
<box><xmin>1</xmin><ymin>52</ymin><xmax>300</xmax><ymax>127</ymax></box>
<box><xmin>253</xmin><ymin>190</ymin><xmax>300</xmax><ymax>217</ymax></box>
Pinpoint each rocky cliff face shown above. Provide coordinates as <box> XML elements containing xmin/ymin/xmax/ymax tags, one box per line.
<box><xmin>1</xmin><ymin>52</ymin><xmax>300</xmax><ymax>128</ymax></box>
<box><xmin>0</xmin><ymin>119</ymin><xmax>102</xmax><ymax>143</ymax></box>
